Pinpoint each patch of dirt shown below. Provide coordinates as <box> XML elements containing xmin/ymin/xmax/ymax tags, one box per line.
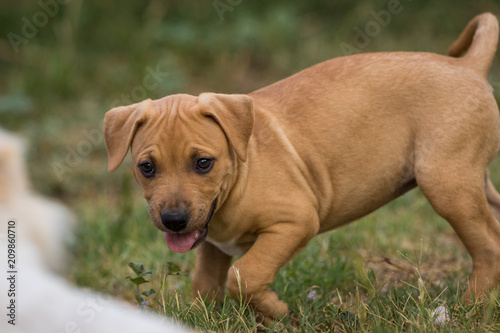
<box><xmin>359</xmin><ymin>248</ymin><xmax>470</xmax><ymax>293</ymax></box>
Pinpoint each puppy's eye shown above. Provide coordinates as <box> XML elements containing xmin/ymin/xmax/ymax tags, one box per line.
<box><xmin>196</xmin><ymin>158</ymin><xmax>214</xmax><ymax>173</ymax></box>
<box><xmin>139</xmin><ymin>162</ymin><xmax>155</xmax><ymax>177</ymax></box>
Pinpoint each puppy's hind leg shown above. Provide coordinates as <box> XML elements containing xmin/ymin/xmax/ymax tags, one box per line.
<box><xmin>485</xmin><ymin>169</ymin><xmax>500</xmax><ymax>222</ymax></box>
<box><xmin>417</xmin><ymin>164</ymin><xmax>500</xmax><ymax>301</ymax></box>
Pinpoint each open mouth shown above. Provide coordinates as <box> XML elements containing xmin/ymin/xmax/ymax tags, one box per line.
<box><xmin>163</xmin><ymin>199</ymin><xmax>217</xmax><ymax>253</ymax></box>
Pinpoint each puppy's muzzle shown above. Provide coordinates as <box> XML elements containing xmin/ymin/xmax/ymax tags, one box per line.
<box><xmin>161</xmin><ymin>211</ymin><xmax>189</xmax><ymax>232</ymax></box>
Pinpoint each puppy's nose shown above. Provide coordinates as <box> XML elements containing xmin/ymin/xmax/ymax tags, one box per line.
<box><xmin>160</xmin><ymin>211</ymin><xmax>188</xmax><ymax>232</ymax></box>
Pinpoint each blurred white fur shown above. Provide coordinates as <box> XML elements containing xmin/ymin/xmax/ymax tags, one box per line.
<box><xmin>0</xmin><ymin>128</ymin><xmax>189</xmax><ymax>333</ymax></box>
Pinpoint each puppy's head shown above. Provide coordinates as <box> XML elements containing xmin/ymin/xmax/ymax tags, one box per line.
<box><xmin>104</xmin><ymin>93</ymin><xmax>254</xmax><ymax>253</ymax></box>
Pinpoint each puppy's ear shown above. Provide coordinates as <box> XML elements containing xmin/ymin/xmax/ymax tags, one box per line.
<box><xmin>104</xmin><ymin>99</ymin><xmax>153</xmax><ymax>172</ymax></box>
<box><xmin>198</xmin><ymin>93</ymin><xmax>254</xmax><ymax>162</ymax></box>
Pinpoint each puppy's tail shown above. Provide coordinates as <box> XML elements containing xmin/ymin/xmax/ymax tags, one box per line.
<box><xmin>447</xmin><ymin>13</ymin><xmax>498</xmax><ymax>77</ymax></box>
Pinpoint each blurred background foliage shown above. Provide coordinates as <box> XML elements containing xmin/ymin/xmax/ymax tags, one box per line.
<box><xmin>1</xmin><ymin>0</ymin><xmax>499</xmax><ymax>203</ymax></box>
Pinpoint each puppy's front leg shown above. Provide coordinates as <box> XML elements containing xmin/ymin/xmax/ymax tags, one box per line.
<box><xmin>226</xmin><ymin>217</ymin><xmax>318</xmax><ymax>323</ymax></box>
<box><xmin>192</xmin><ymin>241</ymin><xmax>232</xmax><ymax>303</ymax></box>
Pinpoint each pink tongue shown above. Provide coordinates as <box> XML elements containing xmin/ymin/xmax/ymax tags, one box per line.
<box><xmin>164</xmin><ymin>229</ymin><xmax>201</xmax><ymax>253</ymax></box>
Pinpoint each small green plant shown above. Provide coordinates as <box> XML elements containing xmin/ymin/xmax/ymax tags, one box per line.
<box><xmin>126</xmin><ymin>261</ymin><xmax>185</xmax><ymax>308</ymax></box>
<box><xmin>126</xmin><ymin>262</ymin><xmax>156</xmax><ymax>308</ymax></box>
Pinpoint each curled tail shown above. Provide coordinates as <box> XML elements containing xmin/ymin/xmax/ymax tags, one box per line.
<box><xmin>448</xmin><ymin>13</ymin><xmax>499</xmax><ymax>77</ymax></box>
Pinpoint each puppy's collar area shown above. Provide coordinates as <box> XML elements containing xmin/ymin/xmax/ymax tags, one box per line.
<box><xmin>163</xmin><ymin>199</ymin><xmax>217</xmax><ymax>253</ymax></box>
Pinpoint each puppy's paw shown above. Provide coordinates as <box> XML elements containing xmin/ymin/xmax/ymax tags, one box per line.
<box><xmin>250</xmin><ymin>290</ymin><xmax>289</xmax><ymax>325</ymax></box>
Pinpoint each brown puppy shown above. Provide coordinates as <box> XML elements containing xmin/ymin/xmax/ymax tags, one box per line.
<box><xmin>104</xmin><ymin>13</ymin><xmax>500</xmax><ymax>322</ymax></box>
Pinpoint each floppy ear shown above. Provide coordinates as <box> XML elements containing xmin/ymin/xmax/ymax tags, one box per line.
<box><xmin>198</xmin><ymin>93</ymin><xmax>254</xmax><ymax>162</ymax></box>
<box><xmin>103</xmin><ymin>99</ymin><xmax>153</xmax><ymax>172</ymax></box>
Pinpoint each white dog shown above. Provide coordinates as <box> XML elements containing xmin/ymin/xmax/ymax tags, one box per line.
<box><xmin>0</xmin><ymin>129</ymin><xmax>189</xmax><ymax>333</ymax></box>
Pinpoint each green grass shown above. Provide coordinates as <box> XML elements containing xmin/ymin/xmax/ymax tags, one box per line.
<box><xmin>67</xmin><ymin>173</ymin><xmax>500</xmax><ymax>332</ymax></box>
<box><xmin>3</xmin><ymin>1</ymin><xmax>500</xmax><ymax>331</ymax></box>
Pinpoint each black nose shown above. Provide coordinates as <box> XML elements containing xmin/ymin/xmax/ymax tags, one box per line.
<box><xmin>160</xmin><ymin>211</ymin><xmax>188</xmax><ymax>232</ymax></box>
